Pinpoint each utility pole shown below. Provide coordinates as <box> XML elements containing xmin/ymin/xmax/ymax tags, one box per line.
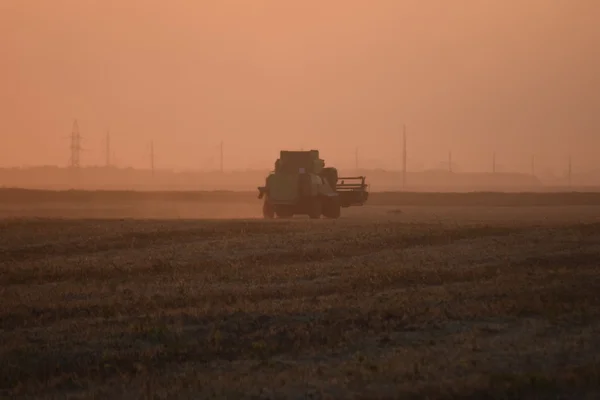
<box><xmin>105</xmin><ymin>130</ymin><xmax>111</xmax><ymax>168</ymax></box>
<box><xmin>402</xmin><ymin>125</ymin><xmax>407</xmax><ymax>189</ymax></box>
<box><xmin>568</xmin><ymin>155</ymin><xmax>572</xmax><ymax>187</ymax></box>
<box><xmin>70</xmin><ymin>119</ymin><xmax>82</xmax><ymax>168</ymax></box>
<box><xmin>220</xmin><ymin>140</ymin><xmax>224</xmax><ymax>173</ymax></box>
<box><xmin>150</xmin><ymin>140</ymin><xmax>155</xmax><ymax>176</ymax></box>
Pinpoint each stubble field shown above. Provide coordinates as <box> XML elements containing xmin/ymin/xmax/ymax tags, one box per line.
<box><xmin>2</xmin><ymin>193</ymin><xmax>600</xmax><ymax>399</ymax></box>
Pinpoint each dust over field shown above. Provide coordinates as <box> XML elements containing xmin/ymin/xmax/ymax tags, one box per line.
<box><xmin>3</xmin><ymin>188</ymin><xmax>600</xmax><ymax>219</ymax></box>
<box><xmin>2</xmin><ymin>197</ymin><xmax>600</xmax><ymax>398</ymax></box>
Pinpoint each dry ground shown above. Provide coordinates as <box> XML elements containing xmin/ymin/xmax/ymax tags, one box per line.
<box><xmin>2</xmin><ymin>203</ymin><xmax>600</xmax><ymax>399</ymax></box>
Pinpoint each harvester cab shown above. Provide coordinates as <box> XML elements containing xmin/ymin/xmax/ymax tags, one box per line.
<box><xmin>258</xmin><ymin>149</ymin><xmax>369</xmax><ymax>219</ymax></box>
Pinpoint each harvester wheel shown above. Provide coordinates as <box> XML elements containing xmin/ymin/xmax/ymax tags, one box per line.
<box><xmin>323</xmin><ymin>196</ymin><xmax>341</xmax><ymax>219</ymax></box>
<box><xmin>262</xmin><ymin>201</ymin><xmax>275</xmax><ymax>219</ymax></box>
<box><xmin>307</xmin><ymin>197</ymin><xmax>322</xmax><ymax>219</ymax></box>
<box><xmin>275</xmin><ymin>205</ymin><xmax>294</xmax><ymax>218</ymax></box>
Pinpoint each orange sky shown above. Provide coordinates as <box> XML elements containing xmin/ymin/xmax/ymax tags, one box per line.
<box><xmin>2</xmin><ymin>1</ymin><xmax>599</xmax><ymax>173</ymax></box>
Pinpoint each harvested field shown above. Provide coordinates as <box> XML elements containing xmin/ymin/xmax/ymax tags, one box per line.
<box><xmin>2</xmin><ymin>200</ymin><xmax>600</xmax><ymax>399</ymax></box>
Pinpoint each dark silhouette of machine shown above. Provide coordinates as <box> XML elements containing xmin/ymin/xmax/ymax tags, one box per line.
<box><xmin>258</xmin><ymin>150</ymin><xmax>369</xmax><ymax>219</ymax></box>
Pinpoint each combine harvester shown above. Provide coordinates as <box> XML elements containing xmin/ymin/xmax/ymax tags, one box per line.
<box><xmin>257</xmin><ymin>149</ymin><xmax>369</xmax><ymax>219</ymax></box>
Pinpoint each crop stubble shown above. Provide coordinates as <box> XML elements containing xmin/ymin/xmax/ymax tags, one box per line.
<box><xmin>1</xmin><ymin>205</ymin><xmax>600</xmax><ymax>399</ymax></box>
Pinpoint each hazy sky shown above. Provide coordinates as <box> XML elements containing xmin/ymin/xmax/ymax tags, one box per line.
<box><xmin>2</xmin><ymin>1</ymin><xmax>599</xmax><ymax>173</ymax></box>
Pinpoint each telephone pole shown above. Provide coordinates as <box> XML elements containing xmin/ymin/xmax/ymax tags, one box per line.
<box><xmin>150</xmin><ymin>140</ymin><xmax>155</xmax><ymax>176</ymax></box>
<box><xmin>568</xmin><ymin>155</ymin><xmax>572</xmax><ymax>187</ymax></box>
<box><xmin>69</xmin><ymin>119</ymin><xmax>82</xmax><ymax>168</ymax></box>
<box><xmin>105</xmin><ymin>130</ymin><xmax>111</xmax><ymax>168</ymax></box>
<box><xmin>402</xmin><ymin>125</ymin><xmax>407</xmax><ymax>189</ymax></box>
<box><xmin>220</xmin><ymin>141</ymin><xmax>224</xmax><ymax>173</ymax></box>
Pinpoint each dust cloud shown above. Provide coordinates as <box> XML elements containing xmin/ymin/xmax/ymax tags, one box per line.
<box><xmin>0</xmin><ymin>198</ymin><xmax>263</xmax><ymax>220</ymax></box>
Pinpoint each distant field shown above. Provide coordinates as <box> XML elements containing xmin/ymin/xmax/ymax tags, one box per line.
<box><xmin>3</xmin><ymin>188</ymin><xmax>600</xmax><ymax>212</ymax></box>
<box><xmin>2</xmin><ymin>207</ymin><xmax>600</xmax><ymax>398</ymax></box>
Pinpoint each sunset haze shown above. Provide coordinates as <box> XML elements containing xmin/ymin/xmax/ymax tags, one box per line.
<box><xmin>2</xmin><ymin>0</ymin><xmax>599</xmax><ymax>174</ymax></box>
